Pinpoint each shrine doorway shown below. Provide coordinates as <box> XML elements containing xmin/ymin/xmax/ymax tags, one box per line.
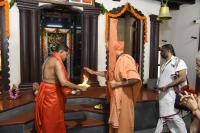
<box><xmin>16</xmin><ymin>0</ymin><xmax>100</xmax><ymax>88</ymax></box>
<box><xmin>40</xmin><ymin>5</ymin><xmax>83</xmax><ymax>83</ymax></box>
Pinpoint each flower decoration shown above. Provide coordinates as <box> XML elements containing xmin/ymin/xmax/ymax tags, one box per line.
<box><xmin>0</xmin><ymin>0</ymin><xmax>10</xmax><ymax>39</ymax></box>
<box><xmin>9</xmin><ymin>84</ymin><xmax>20</xmax><ymax>100</ymax></box>
<box><xmin>99</xmin><ymin>3</ymin><xmax>108</xmax><ymax>15</ymax></box>
<box><xmin>105</xmin><ymin>2</ymin><xmax>148</xmax><ymax>44</ymax></box>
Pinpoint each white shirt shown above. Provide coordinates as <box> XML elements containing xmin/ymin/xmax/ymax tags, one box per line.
<box><xmin>157</xmin><ymin>56</ymin><xmax>187</xmax><ymax>117</ymax></box>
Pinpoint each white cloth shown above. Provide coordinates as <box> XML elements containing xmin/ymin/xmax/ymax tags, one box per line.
<box><xmin>158</xmin><ymin>56</ymin><xmax>187</xmax><ymax>117</ymax></box>
<box><xmin>155</xmin><ymin>115</ymin><xmax>187</xmax><ymax>133</ymax></box>
<box><xmin>155</xmin><ymin>56</ymin><xmax>188</xmax><ymax>133</ymax></box>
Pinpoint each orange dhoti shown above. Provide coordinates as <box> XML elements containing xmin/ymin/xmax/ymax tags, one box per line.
<box><xmin>35</xmin><ymin>82</ymin><xmax>66</xmax><ymax>133</ymax></box>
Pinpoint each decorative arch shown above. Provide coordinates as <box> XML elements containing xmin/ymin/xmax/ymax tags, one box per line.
<box><xmin>105</xmin><ymin>2</ymin><xmax>147</xmax><ymax>44</ymax></box>
<box><xmin>105</xmin><ymin>2</ymin><xmax>146</xmax><ymax>82</ymax></box>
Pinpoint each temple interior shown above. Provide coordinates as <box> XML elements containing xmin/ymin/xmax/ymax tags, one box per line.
<box><xmin>0</xmin><ymin>0</ymin><xmax>199</xmax><ymax>132</ymax></box>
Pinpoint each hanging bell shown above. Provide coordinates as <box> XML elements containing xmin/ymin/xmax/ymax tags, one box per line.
<box><xmin>158</xmin><ymin>4</ymin><xmax>172</xmax><ymax>20</ymax></box>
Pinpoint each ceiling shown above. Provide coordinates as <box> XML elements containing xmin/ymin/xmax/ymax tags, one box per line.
<box><xmin>156</xmin><ymin>0</ymin><xmax>196</xmax><ymax>10</ymax></box>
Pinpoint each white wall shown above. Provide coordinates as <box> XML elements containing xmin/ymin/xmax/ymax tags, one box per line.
<box><xmin>96</xmin><ymin>0</ymin><xmax>160</xmax><ymax>85</ymax></box>
<box><xmin>7</xmin><ymin>0</ymin><xmax>161</xmax><ymax>87</ymax></box>
<box><xmin>160</xmin><ymin>0</ymin><xmax>200</xmax><ymax>87</ymax></box>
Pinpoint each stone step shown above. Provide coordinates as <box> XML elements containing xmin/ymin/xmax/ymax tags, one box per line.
<box><xmin>0</xmin><ymin>102</ymin><xmax>34</xmax><ymax>120</ymax></box>
<box><xmin>0</xmin><ymin>113</ymin><xmax>106</xmax><ymax>133</ymax></box>
<box><xmin>25</xmin><ymin>119</ymin><xmax>107</xmax><ymax>133</ymax></box>
<box><xmin>66</xmin><ymin>119</ymin><xmax>105</xmax><ymax>129</ymax></box>
<box><xmin>0</xmin><ymin>87</ymin><xmax>107</xmax><ymax>121</ymax></box>
<box><xmin>66</xmin><ymin>104</ymin><xmax>108</xmax><ymax>114</ymax></box>
<box><xmin>65</xmin><ymin>104</ymin><xmax>108</xmax><ymax>120</ymax></box>
<box><xmin>0</xmin><ymin>104</ymin><xmax>108</xmax><ymax>127</ymax></box>
<box><xmin>0</xmin><ymin>109</ymin><xmax>33</xmax><ymax>126</ymax></box>
<box><xmin>67</xmin><ymin>97</ymin><xmax>107</xmax><ymax>105</ymax></box>
<box><xmin>66</xmin><ymin>119</ymin><xmax>107</xmax><ymax>133</ymax></box>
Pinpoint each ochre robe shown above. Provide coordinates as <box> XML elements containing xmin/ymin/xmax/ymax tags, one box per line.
<box><xmin>35</xmin><ymin>52</ymin><xmax>70</xmax><ymax>133</ymax></box>
<box><xmin>109</xmin><ymin>54</ymin><xmax>142</xmax><ymax>133</ymax></box>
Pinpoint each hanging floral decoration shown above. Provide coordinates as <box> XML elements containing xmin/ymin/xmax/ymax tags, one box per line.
<box><xmin>105</xmin><ymin>2</ymin><xmax>148</xmax><ymax>44</ymax></box>
<box><xmin>8</xmin><ymin>84</ymin><xmax>20</xmax><ymax>100</ymax></box>
<box><xmin>0</xmin><ymin>0</ymin><xmax>10</xmax><ymax>39</ymax></box>
<box><xmin>48</xmin><ymin>33</ymin><xmax>65</xmax><ymax>45</ymax></box>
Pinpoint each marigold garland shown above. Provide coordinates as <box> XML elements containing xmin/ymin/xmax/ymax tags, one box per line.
<box><xmin>0</xmin><ymin>0</ymin><xmax>10</xmax><ymax>39</ymax></box>
<box><xmin>105</xmin><ymin>2</ymin><xmax>148</xmax><ymax>44</ymax></box>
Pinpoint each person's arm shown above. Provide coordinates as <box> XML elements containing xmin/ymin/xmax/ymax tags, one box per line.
<box><xmin>180</xmin><ymin>92</ymin><xmax>200</xmax><ymax>119</ymax></box>
<box><xmin>55</xmin><ymin>61</ymin><xmax>87</xmax><ymax>91</ymax></box>
<box><xmin>160</xmin><ymin>69</ymin><xmax>187</xmax><ymax>91</ymax></box>
<box><xmin>186</xmin><ymin>95</ymin><xmax>200</xmax><ymax>120</ymax></box>
<box><xmin>84</xmin><ymin>67</ymin><xmax>105</xmax><ymax>77</ymax></box>
<box><xmin>193</xmin><ymin>109</ymin><xmax>200</xmax><ymax>120</ymax></box>
<box><xmin>110</xmin><ymin>79</ymin><xmax>140</xmax><ymax>88</ymax></box>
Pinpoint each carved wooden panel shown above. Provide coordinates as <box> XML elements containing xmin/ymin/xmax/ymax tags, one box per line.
<box><xmin>149</xmin><ymin>14</ymin><xmax>159</xmax><ymax>79</ymax></box>
<box><xmin>16</xmin><ymin>0</ymin><xmax>100</xmax><ymax>88</ymax></box>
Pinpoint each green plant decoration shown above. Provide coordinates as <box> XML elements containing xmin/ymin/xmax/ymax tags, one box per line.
<box><xmin>99</xmin><ymin>3</ymin><xmax>108</xmax><ymax>15</ymax></box>
<box><xmin>9</xmin><ymin>0</ymin><xmax>16</xmax><ymax>9</ymax></box>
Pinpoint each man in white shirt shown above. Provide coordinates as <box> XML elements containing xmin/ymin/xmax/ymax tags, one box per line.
<box><xmin>155</xmin><ymin>44</ymin><xmax>187</xmax><ymax>133</ymax></box>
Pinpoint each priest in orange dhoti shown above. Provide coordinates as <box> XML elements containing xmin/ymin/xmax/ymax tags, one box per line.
<box><xmin>35</xmin><ymin>45</ymin><xmax>87</xmax><ymax>133</ymax></box>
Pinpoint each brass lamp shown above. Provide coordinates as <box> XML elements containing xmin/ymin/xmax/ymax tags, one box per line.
<box><xmin>157</xmin><ymin>0</ymin><xmax>172</xmax><ymax>21</ymax></box>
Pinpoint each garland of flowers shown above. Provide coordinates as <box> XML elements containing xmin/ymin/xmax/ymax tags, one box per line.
<box><xmin>0</xmin><ymin>0</ymin><xmax>10</xmax><ymax>39</ymax></box>
<box><xmin>40</xmin><ymin>28</ymin><xmax>46</xmax><ymax>60</ymax></box>
<box><xmin>105</xmin><ymin>2</ymin><xmax>148</xmax><ymax>44</ymax></box>
<box><xmin>48</xmin><ymin>33</ymin><xmax>65</xmax><ymax>44</ymax></box>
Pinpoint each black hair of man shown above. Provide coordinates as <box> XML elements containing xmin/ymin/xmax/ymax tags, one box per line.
<box><xmin>162</xmin><ymin>44</ymin><xmax>176</xmax><ymax>56</ymax></box>
<box><xmin>57</xmin><ymin>44</ymin><xmax>69</xmax><ymax>52</ymax></box>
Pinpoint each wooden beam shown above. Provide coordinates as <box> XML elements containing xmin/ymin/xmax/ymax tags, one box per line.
<box><xmin>168</xmin><ymin>3</ymin><xmax>180</xmax><ymax>10</ymax></box>
<box><xmin>156</xmin><ymin>0</ymin><xmax>195</xmax><ymax>5</ymax></box>
<box><xmin>167</xmin><ymin>0</ymin><xmax>195</xmax><ymax>4</ymax></box>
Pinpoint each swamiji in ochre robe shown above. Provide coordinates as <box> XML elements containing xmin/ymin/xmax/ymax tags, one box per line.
<box><xmin>109</xmin><ymin>42</ymin><xmax>142</xmax><ymax>133</ymax></box>
<box><xmin>35</xmin><ymin>45</ymin><xmax>87</xmax><ymax>133</ymax></box>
